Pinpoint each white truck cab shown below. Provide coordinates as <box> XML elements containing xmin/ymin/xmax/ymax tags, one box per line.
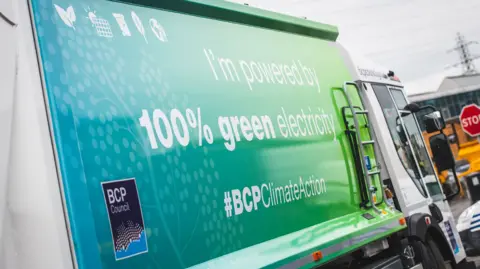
<box><xmin>342</xmin><ymin>50</ymin><xmax>469</xmax><ymax>267</ymax></box>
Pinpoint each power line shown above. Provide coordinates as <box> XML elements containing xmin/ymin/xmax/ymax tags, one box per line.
<box><xmin>446</xmin><ymin>32</ymin><xmax>480</xmax><ymax>75</ymax></box>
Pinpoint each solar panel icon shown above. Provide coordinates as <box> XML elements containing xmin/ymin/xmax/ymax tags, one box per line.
<box><xmin>86</xmin><ymin>8</ymin><xmax>114</xmax><ymax>38</ymax></box>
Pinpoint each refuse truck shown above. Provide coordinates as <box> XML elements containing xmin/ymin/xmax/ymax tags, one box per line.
<box><xmin>0</xmin><ymin>0</ymin><xmax>475</xmax><ymax>268</ymax></box>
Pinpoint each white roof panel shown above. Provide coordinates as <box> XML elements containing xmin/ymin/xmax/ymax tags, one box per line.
<box><xmin>346</xmin><ymin>47</ymin><xmax>403</xmax><ymax>87</ymax></box>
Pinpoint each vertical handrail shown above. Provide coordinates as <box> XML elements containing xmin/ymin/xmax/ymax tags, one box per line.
<box><xmin>342</xmin><ymin>82</ymin><xmax>381</xmax><ymax>214</ymax></box>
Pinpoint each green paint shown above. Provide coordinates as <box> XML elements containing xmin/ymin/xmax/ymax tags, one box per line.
<box><xmin>114</xmin><ymin>0</ymin><xmax>339</xmax><ymax>41</ymax></box>
<box><xmin>30</xmin><ymin>0</ymin><xmax>404</xmax><ymax>268</ymax></box>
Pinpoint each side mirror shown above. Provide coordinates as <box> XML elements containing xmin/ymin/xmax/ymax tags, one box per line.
<box><xmin>423</xmin><ymin>111</ymin><xmax>446</xmax><ymax>133</ymax></box>
<box><xmin>429</xmin><ymin>133</ymin><xmax>460</xmax><ymax>200</ymax></box>
<box><xmin>403</xmin><ymin>103</ymin><xmax>446</xmax><ymax>133</ymax></box>
<box><xmin>429</xmin><ymin>133</ymin><xmax>454</xmax><ymax>172</ymax></box>
<box><xmin>428</xmin><ymin>203</ymin><xmax>444</xmax><ymax>223</ymax></box>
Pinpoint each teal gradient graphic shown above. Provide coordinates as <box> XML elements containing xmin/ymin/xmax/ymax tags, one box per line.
<box><xmin>31</xmin><ymin>0</ymin><xmax>401</xmax><ymax>268</ymax></box>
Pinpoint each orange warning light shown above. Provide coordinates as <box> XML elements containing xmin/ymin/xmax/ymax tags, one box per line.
<box><xmin>312</xmin><ymin>251</ymin><xmax>323</xmax><ymax>262</ymax></box>
<box><xmin>399</xmin><ymin>217</ymin><xmax>406</xmax><ymax>226</ymax></box>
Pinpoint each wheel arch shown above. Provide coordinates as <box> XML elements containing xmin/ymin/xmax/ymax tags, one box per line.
<box><xmin>407</xmin><ymin>213</ymin><xmax>455</xmax><ymax>263</ymax></box>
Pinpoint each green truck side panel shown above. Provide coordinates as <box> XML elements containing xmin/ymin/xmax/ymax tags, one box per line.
<box><xmin>30</xmin><ymin>0</ymin><xmax>403</xmax><ymax>268</ymax></box>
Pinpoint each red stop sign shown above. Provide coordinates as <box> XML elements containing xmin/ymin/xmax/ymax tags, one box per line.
<box><xmin>460</xmin><ymin>104</ymin><xmax>480</xmax><ymax>137</ymax></box>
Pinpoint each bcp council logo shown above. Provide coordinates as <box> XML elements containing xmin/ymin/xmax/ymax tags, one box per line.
<box><xmin>102</xmin><ymin>178</ymin><xmax>148</xmax><ymax>260</ymax></box>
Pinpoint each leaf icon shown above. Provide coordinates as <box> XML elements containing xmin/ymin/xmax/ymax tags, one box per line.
<box><xmin>54</xmin><ymin>4</ymin><xmax>76</xmax><ymax>29</ymax></box>
<box><xmin>131</xmin><ymin>11</ymin><xmax>148</xmax><ymax>43</ymax></box>
<box><xmin>66</xmin><ymin>6</ymin><xmax>76</xmax><ymax>23</ymax></box>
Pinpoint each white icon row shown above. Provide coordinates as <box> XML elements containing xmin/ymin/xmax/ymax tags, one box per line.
<box><xmin>54</xmin><ymin>4</ymin><xmax>167</xmax><ymax>43</ymax></box>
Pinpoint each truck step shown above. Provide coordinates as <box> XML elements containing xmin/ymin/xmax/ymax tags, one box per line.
<box><xmin>360</xmin><ymin>255</ymin><xmax>403</xmax><ymax>269</ymax></box>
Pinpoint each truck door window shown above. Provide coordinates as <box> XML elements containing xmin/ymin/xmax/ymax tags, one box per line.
<box><xmin>372</xmin><ymin>84</ymin><xmax>427</xmax><ymax>197</ymax></box>
<box><xmin>390</xmin><ymin>89</ymin><xmax>443</xmax><ymax>199</ymax></box>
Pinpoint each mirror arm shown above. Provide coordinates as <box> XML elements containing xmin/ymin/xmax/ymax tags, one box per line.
<box><xmin>445</xmin><ymin>168</ymin><xmax>461</xmax><ymax>201</ymax></box>
<box><xmin>419</xmin><ymin>105</ymin><xmax>437</xmax><ymax>113</ymax></box>
<box><xmin>404</xmin><ymin>103</ymin><xmax>437</xmax><ymax>114</ymax></box>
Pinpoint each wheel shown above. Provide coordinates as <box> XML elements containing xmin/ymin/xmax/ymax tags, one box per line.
<box><xmin>425</xmin><ymin>236</ymin><xmax>447</xmax><ymax>269</ymax></box>
<box><xmin>414</xmin><ymin>236</ymin><xmax>447</xmax><ymax>269</ymax></box>
<box><xmin>413</xmin><ymin>236</ymin><xmax>447</xmax><ymax>269</ymax></box>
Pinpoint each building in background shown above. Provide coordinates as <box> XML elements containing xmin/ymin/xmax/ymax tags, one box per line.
<box><xmin>407</xmin><ymin>32</ymin><xmax>480</xmax><ymax>161</ymax></box>
<box><xmin>409</xmin><ymin>73</ymin><xmax>480</xmax><ymax>120</ymax></box>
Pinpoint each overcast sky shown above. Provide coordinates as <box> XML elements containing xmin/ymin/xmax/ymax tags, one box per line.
<box><xmin>228</xmin><ymin>0</ymin><xmax>480</xmax><ymax>95</ymax></box>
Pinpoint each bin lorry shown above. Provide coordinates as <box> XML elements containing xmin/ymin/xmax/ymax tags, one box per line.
<box><xmin>0</xmin><ymin>0</ymin><xmax>475</xmax><ymax>268</ymax></box>
<box><xmin>423</xmin><ymin>117</ymin><xmax>480</xmax><ymax>198</ymax></box>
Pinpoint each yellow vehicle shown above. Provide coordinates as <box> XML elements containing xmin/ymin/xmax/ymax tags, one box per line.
<box><xmin>423</xmin><ymin>117</ymin><xmax>480</xmax><ymax>197</ymax></box>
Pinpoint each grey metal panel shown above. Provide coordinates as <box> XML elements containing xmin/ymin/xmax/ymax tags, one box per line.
<box><xmin>409</xmin><ymin>74</ymin><xmax>480</xmax><ymax>102</ymax></box>
<box><xmin>438</xmin><ymin>74</ymin><xmax>480</xmax><ymax>91</ymax></box>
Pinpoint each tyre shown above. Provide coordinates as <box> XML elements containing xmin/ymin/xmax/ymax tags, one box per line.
<box><xmin>414</xmin><ymin>236</ymin><xmax>447</xmax><ymax>269</ymax></box>
<box><xmin>426</xmin><ymin>236</ymin><xmax>447</xmax><ymax>269</ymax></box>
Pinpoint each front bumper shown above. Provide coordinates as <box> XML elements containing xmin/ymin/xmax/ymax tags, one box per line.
<box><xmin>459</xmin><ymin>229</ymin><xmax>480</xmax><ymax>256</ymax></box>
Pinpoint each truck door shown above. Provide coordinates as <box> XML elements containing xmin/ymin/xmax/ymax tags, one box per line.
<box><xmin>376</xmin><ymin>85</ymin><xmax>467</xmax><ymax>263</ymax></box>
<box><xmin>368</xmin><ymin>83</ymin><xmax>430</xmax><ymax>212</ymax></box>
